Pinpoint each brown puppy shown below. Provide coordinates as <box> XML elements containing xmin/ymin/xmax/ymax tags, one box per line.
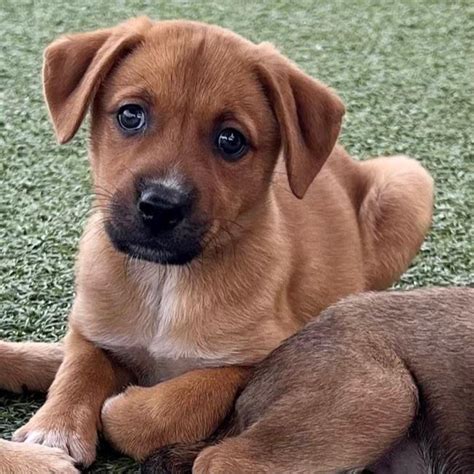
<box><xmin>0</xmin><ymin>17</ymin><xmax>433</xmax><ymax>467</ymax></box>
<box><xmin>146</xmin><ymin>288</ymin><xmax>474</xmax><ymax>474</ymax></box>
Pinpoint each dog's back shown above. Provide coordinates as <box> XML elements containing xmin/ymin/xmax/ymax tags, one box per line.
<box><xmin>145</xmin><ymin>288</ymin><xmax>473</xmax><ymax>473</ymax></box>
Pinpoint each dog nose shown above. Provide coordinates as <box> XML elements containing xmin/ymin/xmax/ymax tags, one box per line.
<box><xmin>137</xmin><ymin>184</ymin><xmax>190</xmax><ymax>231</ymax></box>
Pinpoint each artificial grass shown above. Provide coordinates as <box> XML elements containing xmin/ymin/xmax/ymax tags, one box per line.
<box><xmin>0</xmin><ymin>0</ymin><xmax>472</xmax><ymax>471</ymax></box>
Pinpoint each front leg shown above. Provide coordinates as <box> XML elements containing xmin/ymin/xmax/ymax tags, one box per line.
<box><xmin>12</xmin><ymin>329</ymin><xmax>130</xmax><ymax>467</ymax></box>
<box><xmin>101</xmin><ymin>366</ymin><xmax>250</xmax><ymax>461</ymax></box>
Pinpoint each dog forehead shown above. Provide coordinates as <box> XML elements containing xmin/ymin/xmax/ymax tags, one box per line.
<box><xmin>144</xmin><ymin>20</ymin><xmax>255</xmax><ymax>73</ymax></box>
<box><xmin>109</xmin><ymin>22</ymin><xmax>263</xmax><ymax>111</ymax></box>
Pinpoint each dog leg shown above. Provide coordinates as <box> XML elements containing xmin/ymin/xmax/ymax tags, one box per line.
<box><xmin>101</xmin><ymin>366</ymin><xmax>250</xmax><ymax>461</ymax></box>
<box><xmin>0</xmin><ymin>341</ymin><xmax>63</xmax><ymax>393</ymax></box>
<box><xmin>12</xmin><ymin>329</ymin><xmax>130</xmax><ymax>467</ymax></box>
<box><xmin>0</xmin><ymin>439</ymin><xmax>78</xmax><ymax>474</ymax></box>
<box><xmin>193</xmin><ymin>363</ymin><xmax>417</xmax><ymax>474</ymax></box>
<box><xmin>358</xmin><ymin>155</ymin><xmax>433</xmax><ymax>289</ymax></box>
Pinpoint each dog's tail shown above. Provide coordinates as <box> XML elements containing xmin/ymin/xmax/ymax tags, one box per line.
<box><xmin>141</xmin><ymin>412</ymin><xmax>239</xmax><ymax>473</ymax></box>
<box><xmin>0</xmin><ymin>341</ymin><xmax>63</xmax><ymax>393</ymax></box>
<box><xmin>141</xmin><ymin>441</ymin><xmax>208</xmax><ymax>474</ymax></box>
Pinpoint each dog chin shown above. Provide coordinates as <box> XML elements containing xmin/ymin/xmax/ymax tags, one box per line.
<box><xmin>107</xmin><ymin>233</ymin><xmax>201</xmax><ymax>265</ymax></box>
<box><xmin>126</xmin><ymin>243</ymin><xmax>200</xmax><ymax>265</ymax></box>
<box><xmin>104</xmin><ymin>221</ymin><xmax>205</xmax><ymax>265</ymax></box>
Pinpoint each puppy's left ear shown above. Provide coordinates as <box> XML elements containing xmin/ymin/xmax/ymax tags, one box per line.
<box><xmin>43</xmin><ymin>17</ymin><xmax>153</xmax><ymax>144</ymax></box>
<box><xmin>256</xmin><ymin>44</ymin><xmax>345</xmax><ymax>199</ymax></box>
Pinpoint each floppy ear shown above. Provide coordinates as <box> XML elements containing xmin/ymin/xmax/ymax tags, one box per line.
<box><xmin>256</xmin><ymin>44</ymin><xmax>345</xmax><ymax>199</ymax></box>
<box><xmin>42</xmin><ymin>17</ymin><xmax>153</xmax><ymax>144</ymax></box>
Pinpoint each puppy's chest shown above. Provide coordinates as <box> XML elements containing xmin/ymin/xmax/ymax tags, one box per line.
<box><xmin>97</xmin><ymin>270</ymin><xmax>234</xmax><ymax>384</ymax></box>
<box><xmin>107</xmin><ymin>345</ymin><xmax>212</xmax><ymax>386</ymax></box>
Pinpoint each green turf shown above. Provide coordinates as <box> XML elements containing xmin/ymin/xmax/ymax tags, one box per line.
<box><xmin>0</xmin><ymin>0</ymin><xmax>472</xmax><ymax>471</ymax></box>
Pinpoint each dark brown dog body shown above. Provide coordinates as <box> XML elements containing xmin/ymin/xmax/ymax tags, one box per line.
<box><xmin>146</xmin><ymin>288</ymin><xmax>474</xmax><ymax>473</ymax></box>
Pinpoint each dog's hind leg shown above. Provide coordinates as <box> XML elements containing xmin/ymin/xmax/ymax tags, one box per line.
<box><xmin>0</xmin><ymin>341</ymin><xmax>63</xmax><ymax>393</ymax></box>
<box><xmin>358</xmin><ymin>155</ymin><xmax>434</xmax><ymax>290</ymax></box>
<box><xmin>193</xmin><ymin>362</ymin><xmax>417</xmax><ymax>474</ymax></box>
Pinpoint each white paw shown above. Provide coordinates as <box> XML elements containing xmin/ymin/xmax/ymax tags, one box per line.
<box><xmin>13</xmin><ymin>422</ymin><xmax>96</xmax><ymax>467</ymax></box>
<box><xmin>4</xmin><ymin>440</ymin><xmax>79</xmax><ymax>473</ymax></box>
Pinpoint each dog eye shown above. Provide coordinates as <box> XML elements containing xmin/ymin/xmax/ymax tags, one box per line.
<box><xmin>216</xmin><ymin>128</ymin><xmax>248</xmax><ymax>161</ymax></box>
<box><xmin>117</xmin><ymin>104</ymin><xmax>146</xmax><ymax>133</ymax></box>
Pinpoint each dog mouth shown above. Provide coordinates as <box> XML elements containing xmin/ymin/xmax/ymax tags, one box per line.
<box><xmin>104</xmin><ymin>219</ymin><xmax>206</xmax><ymax>265</ymax></box>
<box><xmin>123</xmin><ymin>242</ymin><xmax>202</xmax><ymax>265</ymax></box>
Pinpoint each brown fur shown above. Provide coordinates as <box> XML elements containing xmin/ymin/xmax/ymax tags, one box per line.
<box><xmin>101</xmin><ymin>366</ymin><xmax>250</xmax><ymax>460</ymax></box>
<box><xmin>146</xmin><ymin>288</ymin><xmax>474</xmax><ymax>473</ymax></box>
<box><xmin>0</xmin><ymin>439</ymin><xmax>78</xmax><ymax>473</ymax></box>
<box><xmin>1</xmin><ymin>17</ymin><xmax>433</xmax><ymax>467</ymax></box>
<box><xmin>0</xmin><ymin>341</ymin><xmax>63</xmax><ymax>393</ymax></box>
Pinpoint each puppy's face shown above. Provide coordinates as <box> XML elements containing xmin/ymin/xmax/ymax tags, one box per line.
<box><xmin>91</xmin><ymin>25</ymin><xmax>280</xmax><ymax>264</ymax></box>
<box><xmin>43</xmin><ymin>19</ymin><xmax>344</xmax><ymax>265</ymax></box>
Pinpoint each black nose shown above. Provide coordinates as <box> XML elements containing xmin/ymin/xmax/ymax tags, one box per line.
<box><xmin>137</xmin><ymin>184</ymin><xmax>191</xmax><ymax>231</ymax></box>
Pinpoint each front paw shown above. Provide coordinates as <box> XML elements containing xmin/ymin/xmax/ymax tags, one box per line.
<box><xmin>12</xmin><ymin>405</ymin><xmax>98</xmax><ymax>467</ymax></box>
<box><xmin>102</xmin><ymin>375</ymin><xmax>233</xmax><ymax>462</ymax></box>
<box><xmin>3</xmin><ymin>440</ymin><xmax>79</xmax><ymax>474</ymax></box>
<box><xmin>101</xmin><ymin>386</ymin><xmax>152</xmax><ymax>460</ymax></box>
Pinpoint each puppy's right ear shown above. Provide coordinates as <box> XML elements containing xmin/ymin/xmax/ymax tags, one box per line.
<box><xmin>43</xmin><ymin>17</ymin><xmax>152</xmax><ymax>144</ymax></box>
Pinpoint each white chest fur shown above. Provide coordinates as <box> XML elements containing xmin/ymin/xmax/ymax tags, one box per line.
<box><xmin>82</xmin><ymin>261</ymin><xmax>239</xmax><ymax>385</ymax></box>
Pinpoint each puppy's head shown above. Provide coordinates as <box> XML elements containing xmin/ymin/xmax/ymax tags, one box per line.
<box><xmin>43</xmin><ymin>18</ymin><xmax>344</xmax><ymax>265</ymax></box>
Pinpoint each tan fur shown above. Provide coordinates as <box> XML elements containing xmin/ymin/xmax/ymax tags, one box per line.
<box><xmin>12</xmin><ymin>331</ymin><xmax>130</xmax><ymax>466</ymax></box>
<box><xmin>0</xmin><ymin>439</ymin><xmax>78</xmax><ymax>474</ymax></box>
<box><xmin>101</xmin><ymin>366</ymin><xmax>249</xmax><ymax>460</ymax></box>
<box><xmin>0</xmin><ymin>341</ymin><xmax>63</xmax><ymax>393</ymax></box>
<box><xmin>2</xmin><ymin>17</ymin><xmax>433</xmax><ymax>466</ymax></box>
